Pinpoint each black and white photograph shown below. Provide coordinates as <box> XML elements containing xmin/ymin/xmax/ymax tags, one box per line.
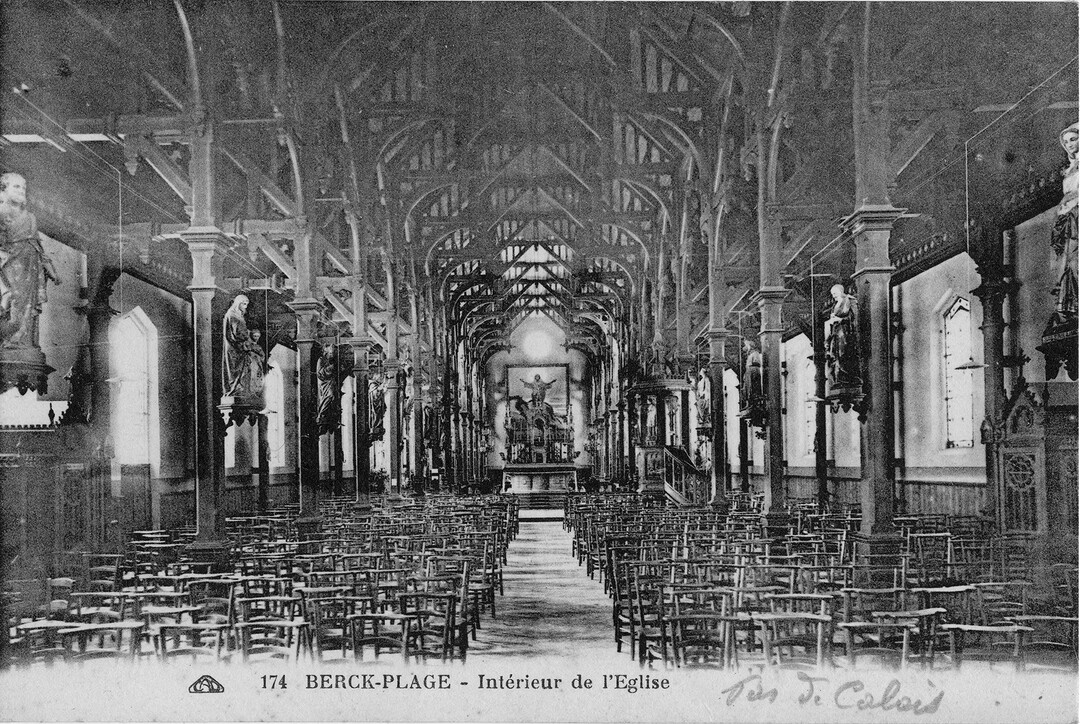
<box><xmin>0</xmin><ymin>1</ymin><xmax>1077</xmax><ymax>721</ymax></box>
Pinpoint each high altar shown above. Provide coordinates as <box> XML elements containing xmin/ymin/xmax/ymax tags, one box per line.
<box><xmin>501</xmin><ymin>364</ymin><xmax>577</xmax><ymax>492</ymax></box>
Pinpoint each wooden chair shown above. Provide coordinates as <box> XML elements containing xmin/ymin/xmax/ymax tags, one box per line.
<box><xmin>630</xmin><ymin>561</ymin><xmax>671</xmax><ymax>665</ymax></box>
<box><xmin>666</xmin><ymin>586</ymin><xmax>736</xmax><ymax>668</ymax></box>
<box><xmin>155</xmin><ymin>622</ymin><xmax>230</xmax><ymax>662</ymax></box>
<box><xmin>399</xmin><ymin>592</ymin><xmax>458</xmax><ymax>662</ymax></box>
<box><xmin>234</xmin><ymin>595</ymin><xmax>311</xmax><ymax>662</ymax></box>
<box><xmin>1007</xmin><ymin>615</ymin><xmax>1079</xmax><ymax>671</ymax></box>
<box><xmin>610</xmin><ymin>557</ymin><xmax>639</xmax><ymax>659</ymax></box>
<box><xmin>836</xmin><ymin>587</ymin><xmax>933</xmax><ymax>669</ymax></box>
<box><xmin>303</xmin><ymin>591</ymin><xmax>370</xmax><ymax>662</ymax></box>
<box><xmin>940</xmin><ymin>622</ymin><xmax>1033</xmax><ymax>670</ymax></box>
<box><xmin>757</xmin><ymin>612</ymin><xmax>833</xmax><ymax>668</ymax></box>
<box><xmin>58</xmin><ymin>620</ymin><xmax>145</xmax><ymax>662</ymax></box>
<box><xmin>348</xmin><ymin>611</ymin><xmax>417</xmax><ymax>662</ymax></box>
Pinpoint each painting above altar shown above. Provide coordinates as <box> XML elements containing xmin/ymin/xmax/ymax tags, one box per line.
<box><xmin>505</xmin><ymin>364</ymin><xmax>572</xmax><ymax>465</ymax></box>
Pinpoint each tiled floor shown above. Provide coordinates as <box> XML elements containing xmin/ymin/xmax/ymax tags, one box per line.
<box><xmin>468</xmin><ymin>521</ymin><xmax>622</xmax><ymax>664</ymax></box>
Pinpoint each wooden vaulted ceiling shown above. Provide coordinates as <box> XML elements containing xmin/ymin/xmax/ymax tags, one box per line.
<box><xmin>1</xmin><ymin>1</ymin><xmax>1076</xmax><ymax>364</ymax></box>
<box><xmin>336</xmin><ymin>2</ymin><xmax>730</xmax><ymax>359</ymax></box>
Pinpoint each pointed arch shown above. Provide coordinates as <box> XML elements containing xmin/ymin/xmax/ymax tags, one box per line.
<box><xmin>110</xmin><ymin>307</ymin><xmax>160</xmax><ymax>474</ymax></box>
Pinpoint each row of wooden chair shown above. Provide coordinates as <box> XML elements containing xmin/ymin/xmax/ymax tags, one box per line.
<box><xmin>4</xmin><ymin>494</ymin><xmax>518</xmax><ymax>666</ymax></box>
<box><xmin>566</xmin><ymin>494</ymin><xmax>1078</xmax><ymax>671</ymax></box>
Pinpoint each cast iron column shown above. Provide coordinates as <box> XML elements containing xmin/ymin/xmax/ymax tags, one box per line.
<box><xmin>707</xmin><ymin>329</ymin><xmax>730</xmax><ymax>507</ymax></box>
<box><xmin>256</xmin><ymin>414</ymin><xmax>270</xmax><ymax>513</ymax></box>
<box><xmin>973</xmin><ymin>253</ymin><xmax>1017</xmax><ymax>524</ymax></box>
<box><xmin>844</xmin><ymin>206</ymin><xmax>904</xmax><ymax>536</ymax></box>
<box><xmin>183</xmin><ymin>231</ymin><xmax>230</xmax><ymax>553</ymax></box>
<box><xmin>755</xmin><ymin>288</ymin><xmax>788</xmax><ymax>514</ymax></box>
<box><xmin>348</xmin><ymin>339</ymin><xmax>372</xmax><ymax>499</ymax></box>
<box><xmin>291</xmin><ymin>299</ymin><xmax>322</xmax><ymax>517</ymax></box>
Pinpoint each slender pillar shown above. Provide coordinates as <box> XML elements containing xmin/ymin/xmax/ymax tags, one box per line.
<box><xmin>385</xmin><ymin>361</ymin><xmax>401</xmax><ymax>495</ymax></box>
<box><xmin>679</xmin><ymin>391</ymin><xmax>691</xmax><ymax>450</ymax></box>
<box><xmin>348</xmin><ymin>339</ymin><xmax>372</xmax><ymax>499</ymax></box>
<box><xmin>449</xmin><ymin>401</ymin><xmax>461</xmax><ymax>489</ymax></box>
<box><xmin>84</xmin><ymin>265</ymin><xmax>119</xmax><ymax>451</ymax></box>
<box><xmin>291</xmin><ymin>299</ymin><xmax>322</xmax><ymax>516</ymax></box>
<box><xmin>843</xmin><ymin>206</ymin><xmax>904</xmax><ymax>536</ymax></box>
<box><xmin>256</xmin><ymin>414</ymin><xmax>270</xmax><ymax>513</ymax></box>
<box><xmin>973</xmin><ymin>253</ymin><xmax>1016</xmax><ymax>522</ymax></box>
<box><xmin>616</xmin><ymin>400</ymin><xmax>626</xmax><ymax>480</ymax></box>
<box><xmin>707</xmin><ymin>330</ymin><xmax>730</xmax><ymax>506</ymax></box>
<box><xmin>813</xmin><ymin>301</ymin><xmax>830</xmax><ymax>510</ymax></box>
<box><xmin>755</xmin><ymin>288</ymin><xmax>789</xmax><ymax>514</ymax></box>
<box><xmin>183</xmin><ymin>231</ymin><xmax>230</xmax><ymax>551</ymax></box>
<box><xmin>332</xmin><ymin>420</ymin><xmax>344</xmax><ymax>497</ymax></box>
<box><xmin>739</xmin><ymin>418</ymin><xmax>750</xmax><ymax>493</ymax></box>
<box><xmin>845</xmin><ymin>3</ymin><xmax>904</xmax><ymax>548</ymax></box>
<box><xmin>409</xmin><ymin>288</ymin><xmax>424</xmax><ymax>487</ymax></box>
<box><xmin>626</xmin><ymin>391</ymin><xmax>637</xmax><ymax>483</ymax></box>
<box><xmin>383</xmin><ymin>259</ymin><xmax>402</xmax><ymax>495</ymax></box>
<box><xmin>461</xmin><ymin>411</ymin><xmax>472</xmax><ymax>486</ymax></box>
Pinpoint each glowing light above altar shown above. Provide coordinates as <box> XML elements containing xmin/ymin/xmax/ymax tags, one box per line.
<box><xmin>521</xmin><ymin>329</ymin><xmax>554</xmax><ymax>360</ymax></box>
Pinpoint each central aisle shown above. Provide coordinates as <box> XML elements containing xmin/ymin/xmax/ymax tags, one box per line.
<box><xmin>467</xmin><ymin>521</ymin><xmax>620</xmax><ymax>663</ymax></box>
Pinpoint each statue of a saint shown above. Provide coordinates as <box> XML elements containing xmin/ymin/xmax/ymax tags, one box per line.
<box><xmin>645</xmin><ymin>396</ymin><xmax>658</xmax><ymax>444</ymax></box>
<box><xmin>666</xmin><ymin>395</ymin><xmax>679</xmax><ymax>444</ymax></box>
<box><xmin>521</xmin><ymin>374</ymin><xmax>555</xmax><ymax>407</ymax></box>
<box><xmin>316</xmin><ymin>343</ymin><xmax>341</xmax><ymax>433</ymax></box>
<box><xmin>824</xmin><ymin>284</ymin><xmax>860</xmax><ymax>389</ymax></box>
<box><xmin>0</xmin><ymin>173</ymin><xmax>60</xmax><ymax>349</ymax></box>
<box><xmin>423</xmin><ymin>406</ymin><xmax>435</xmax><ymax>444</ymax></box>
<box><xmin>740</xmin><ymin>339</ymin><xmax>763</xmax><ymax>409</ymax></box>
<box><xmin>222</xmin><ymin>294</ymin><xmax>265</xmax><ymax>400</ymax></box>
<box><xmin>1052</xmin><ymin>122</ymin><xmax>1078</xmax><ymax>316</ymax></box>
<box><xmin>368</xmin><ymin>376</ymin><xmax>387</xmax><ymax>441</ymax></box>
<box><xmin>695</xmin><ymin>367</ymin><xmax>712</xmax><ymax>424</ymax></box>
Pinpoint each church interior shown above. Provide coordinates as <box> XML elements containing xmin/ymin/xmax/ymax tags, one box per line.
<box><xmin>0</xmin><ymin>0</ymin><xmax>1078</xmax><ymax>676</ymax></box>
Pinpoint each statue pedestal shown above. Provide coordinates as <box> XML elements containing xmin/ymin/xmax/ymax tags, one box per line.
<box><xmin>218</xmin><ymin>396</ymin><xmax>264</xmax><ymax>427</ymax></box>
<box><xmin>825</xmin><ymin>387</ymin><xmax>865</xmax><ymax>415</ymax></box>
<box><xmin>1037</xmin><ymin>312</ymin><xmax>1078</xmax><ymax>381</ymax></box>
<box><xmin>0</xmin><ymin>346</ymin><xmax>54</xmax><ymax>395</ymax></box>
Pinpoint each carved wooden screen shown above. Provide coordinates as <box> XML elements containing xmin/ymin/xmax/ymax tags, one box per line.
<box><xmin>1050</xmin><ymin>439</ymin><xmax>1079</xmax><ymax>534</ymax></box>
<box><xmin>1000</xmin><ymin>449</ymin><xmax>1043</xmax><ymax>532</ymax></box>
<box><xmin>995</xmin><ymin>386</ymin><xmax>1049</xmax><ymax>534</ymax></box>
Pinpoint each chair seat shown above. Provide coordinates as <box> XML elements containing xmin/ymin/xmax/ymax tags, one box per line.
<box><xmin>235</xmin><ymin>619</ymin><xmax>309</xmax><ymax>629</ymax></box>
<box><xmin>941</xmin><ymin>623</ymin><xmax>1033</xmax><ymax>633</ymax></box>
<box><xmin>838</xmin><ymin>621</ymin><xmax>915</xmax><ymax>631</ymax></box>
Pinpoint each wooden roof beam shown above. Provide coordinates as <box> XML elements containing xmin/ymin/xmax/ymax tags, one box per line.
<box><xmin>127</xmin><ymin>135</ymin><xmax>192</xmax><ymax>204</ymax></box>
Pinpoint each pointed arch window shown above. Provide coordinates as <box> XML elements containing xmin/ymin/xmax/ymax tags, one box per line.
<box><xmin>803</xmin><ymin>359</ymin><xmax>817</xmax><ymax>456</ymax></box>
<box><xmin>265</xmin><ymin>363</ymin><xmax>286</xmax><ymax>467</ymax></box>
<box><xmin>342</xmin><ymin>376</ymin><xmax>354</xmax><ymax>472</ymax></box>
<box><xmin>943</xmin><ymin>297</ymin><xmax>975</xmax><ymax>448</ymax></box>
<box><xmin>111</xmin><ymin>308</ymin><xmax>159</xmax><ymax>467</ymax></box>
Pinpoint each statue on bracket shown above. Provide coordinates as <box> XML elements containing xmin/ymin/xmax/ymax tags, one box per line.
<box><xmin>644</xmin><ymin>395</ymin><xmax>658</xmax><ymax>445</ymax></box>
<box><xmin>317</xmin><ymin>343</ymin><xmax>342</xmax><ymax>434</ymax></box>
<box><xmin>694</xmin><ymin>367</ymin><xmax>712</xmax><ymax>430</ymax></box>
<box><xmin>1052</xmin><ymin>122</ymin><xmax>1078</xmax><ymax>316</ymax></box>
<box><xmin>1039</xmin><ymin>122</ymin><xmax>1079</xmax><ymax>381</ymax></box>
<box><xmin>738</xmin><ymin>338</ymin><xmax>767</xmax><ymax>429</ymax></box>
<box><xmin>0</xmin><ymin>173</ymin><xmax>60</xmax><ymax>350</ymax></box>
<box><xmin>824</xmin><ymin>283</ymin><xmax>864</xmax><ymax>410</ymax></box>
<box><xmin>368</xmin><ymin>375</ymin><xmax>387</xmax><ymax>442</ymax></box>
<box><xmin>423</xmin><ymin>405</ymin><xmax>435</xmax><ymax>445</ymax></box>
<box><xmin>0</xmin><ymin>172</ymin><xmax>59</xmax><ymax>394</ymax></box>
<box><xmin>222</xmin><ymin>293</ymin><xmax>267</xmax><ymax>406</ymax></box>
